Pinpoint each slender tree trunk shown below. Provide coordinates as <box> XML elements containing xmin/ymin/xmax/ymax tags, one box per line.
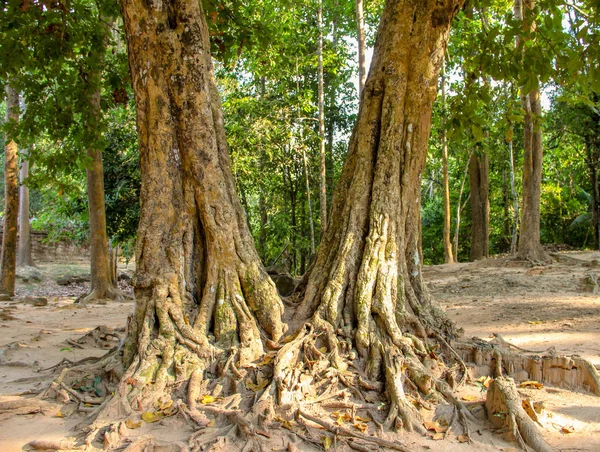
<box><xmin>302</xmin><ymin>146</ymin><xmax>316</xmax><ymax>255</ymax></box>
<box><xmin>469</xmin><ymin>152</ymin><xmax>489</xmax><ymax>261</ymax></box>
<box><xmin>453</xmin><ymin>150</ymin><xmax>472</xmax><ymax>261</ymax></box>
<box><xmin>80</xmin><ymin>85</ymin><xmax>124</xmax><ymax>304</ymax></box>
<box><xmin>440</xmin><ymin>60</ymin><xmax>454</xmax><ymax>263</ymax></box>
<box><xmin>119</xmin><ymin>0</ymin><xmax>287</xmax><ymax>399</ymax></box>
<box><xmin>318</xmin><ymin>0</ymin><xmax>328</xmax><ymax>234</ymax></box>
<box><xmin>515</xmin><ymin>0</ymin><xmax>549</xmax><ymax>262</ymax></box>
<box><xmin>1</xmin><ymin>86</ymin><xmax>20</xmax><ymax>296</ymax></box>
<box><xmin>356</xmin><ymin>0</ymin><xmax>367</xmax><ymax>96</ymax></box>
<box><xmin>294</xmin><ymin>0</ymin><xmax>462</xmax><ymax>430</ymax></box>
<box><xmin>17</xmin><ymin>148</ymin><xmax>33</xmax><ymax>267</ymax></box>
<box><xmin>508</xmin><ymin>135</ymin><xmax>520</xmax><ymax>254</ymax></box>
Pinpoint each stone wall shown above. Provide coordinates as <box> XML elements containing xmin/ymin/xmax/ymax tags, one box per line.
<box><xmin>0</xmin><ymin>231</ymin><xmax>90</xmax><ymax>262</ymax></box>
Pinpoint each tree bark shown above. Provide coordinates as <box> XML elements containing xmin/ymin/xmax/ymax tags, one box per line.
<box><xmin>17</xmin><ymin>148</ymin><xmax>33</xmax><ymax>267</ymax></box>
<box><xmin>119</xmin><ymin>0</ymin><xmax>286</xmax><ymax>400</ymax></box>
<box><xmin>318</xmin><ymin>0</ymin><xmax>328</xmax><ymax>234</ymax></box>
<box><xmin>356</xmin><ymin>0</ymin><xmax>367</xmax><ymax>97</ymax></box>
<box><xmin>295</xmin><ymin>0</ymin><xmax>462</xmax><ymax>429</ymax></box>
<box><xmin>440</xmin><ymin>60</ymin><xmax>454</xmax><ymax>263</ymax></box>
<box><xmin>515</xmin><ymin>0</ymin><xmax>549</xmax><ymax>262</ymax></box>
<box><xmin>1</xmin><ymin>86</ymin><xmax>20</xmax><ymax>296</ymax></box>
<box><xmin>469</xmin><ymin>152</ymin><xmax>489</xmax><ymax>261</ymax></box>
<box><xmin>508</xmin><ymin>135</ymin><xmax>520</xmax><ymax>254</ymax></box>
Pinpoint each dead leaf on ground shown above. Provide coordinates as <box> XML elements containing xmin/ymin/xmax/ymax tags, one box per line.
<box><xmin>245</xmin><ymin>377</ymin><xmax>269</xmax><ymax>392</ymax></box>
<box><xmin>353</xmin><ymin>422</ymin><xmax>368</xmax><ymax>432</ymax></box>
<box><xmin>322</xmin><ymin>436</ymin><xmax>332</xmax><ymax>450</ymax></box>
<box><xmin>125</xmin><ymin>419</ymin><xmax>142</xmax><ymax>429</ymax></box>
<box><xmin>424</xmin><ymin>421</ymin><xmax>448</xmax><ymax>433</ymax></box>
<box><xmin>519</xmin><ymin>380</ymin><xmax>544</xmax><ymax>389</ymax></box>
<box><xmin>561</xmin><ymin>426</ymin><xmax>575</xmax><ymax>434</ymax></box>
<box><xmin>141</xmin><ymin>411</ymin><xmax>163</xmax><ymax>423</ymax></box>
<box><xmin>458</xmin><ymin>434</ymin><xmax>470</xmax><ymax>443</ymax></box>
<box><xmin>200</xmin><ymin>395</ymin><xmax>216</xmax><ymax>404</ymax></box>
<box><xmin>432</xmin><ymin>432</ymin><xmax>444</xmax><ymax>440</ymax></box>
<box><xmin>461</xmin><ymin>394</ymin><xmax>479</xmax><ymax>401</ymax></box>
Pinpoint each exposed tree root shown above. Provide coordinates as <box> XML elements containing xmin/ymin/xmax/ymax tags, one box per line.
<box><xmin>298</xmin><ymin>409</ymin><xmax>414</xmax><ymax>452</ymax></box>
<box><xmin>486</xmin><ymin>377</ymin><xmax>553</xmax><ymax>452</ymax></box>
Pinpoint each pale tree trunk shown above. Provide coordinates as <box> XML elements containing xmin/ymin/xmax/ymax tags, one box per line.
<box><xmin>356</xmin><ymin>0</ymin><xmax>367</xmax><ymax>96</ymax></box>
<box><xmin>509</xmin><ymin>133</ymin><xmax>520</xmax><ymax>254</ymax></box>
<box><xmin>302</xmin><ymin>145</ymin><xmax>316</xmax><ymax>255</ymax></box>
<box><xmin>453</xmin><ymin>150</ymin><xmax>472</xmax><ymax>261</ymax></box>
<box><xmin>293</xmin><ymin>0</ymin><xmax>463</xmax><ymax>431</ymax></box>
<box><xmin>80</xmin><ymin>84</ymin><xmax>124</xmax><ymax>304</ymax></box>
<box><xmin>1</xmin><ymin>86</ymin><xmax>20</xmax><ymax>296</ymax></box>
<box><xmin>469</xmin><ymin>151</ymin><xmax>489</xmax><ymax>261</ymax></box>
<box><xmin>118</xmin><ymin>0</ymin><xmax>286</xmax><ymax>407</ymax></box>
<box><xmin>440</xmin><ymin>59</ymin><xmax>454</xmax><ymax>263</ymax></box>
<box><xmin>317</xmin><ymin>0</ymin><xmax>328</xmax><ymax>234</ymax></box>
<box><xmin>17</xmin><ymin>148</ymin><xmax>33</xmax><ymax>267</ymax></box>
<box><xmin>515</xmin><ymin>0</ymin><xmax>549</xmax><ymax>262</ymax></box>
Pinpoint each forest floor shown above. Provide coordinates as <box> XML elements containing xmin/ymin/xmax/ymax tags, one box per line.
<box><xmin>0</xmin><ymin>252</ymin><xmax>599</xmax><ymax>451</ymax></box>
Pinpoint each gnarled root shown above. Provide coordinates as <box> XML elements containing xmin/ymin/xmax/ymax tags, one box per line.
<box><xmin>486</xmin><ymin>376</ymin><xmax>553</xmax><ymax>452</ymax></box>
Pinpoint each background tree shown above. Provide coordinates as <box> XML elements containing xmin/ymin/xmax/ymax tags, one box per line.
<box><xmin>1</xmin><ymin>86</ymin><xmax>20</xmax><ymax>296</ymax></box>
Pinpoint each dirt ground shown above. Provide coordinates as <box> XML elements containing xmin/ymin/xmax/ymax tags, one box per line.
<box><xmin>0</xmin><ymin>253</ymin><xmax>599</xmax><ymax>451</ymax></box>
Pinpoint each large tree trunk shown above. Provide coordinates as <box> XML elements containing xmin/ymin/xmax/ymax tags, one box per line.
<box><xmin>17</xmin><ymin>148</ymin><xmax>33</xmax><ymax>267</ymax></box>
<box><xmin>1</xmin><ymin>86</ymin><xmax>20</xmax><ymax>296</ymax></box>
<box><xmin>294</xmin><ymin>0</ymin><xmax>462</xmax><ymax>430</ymax></box>
<box><xmin>515</xmin><ymin>0</ymin><xmax>549</xmax><ymax>262</ymax></box>
<box><xmin>440</xmin><ymin>60</ymin><xmax>454</xmax><ymax>263</ymax></box>
<box><xmin>469</xmin><ymin>152</ymin><xmax>489</xmax><ymax>261</ymax></box>
<box><xmin>119</xmin><ymin>0</ymin><xmax>286</xmax><ymax>402</ymax></box>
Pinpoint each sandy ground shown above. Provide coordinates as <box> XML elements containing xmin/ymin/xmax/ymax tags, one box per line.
<box><xmin>0</xmin><ymin>254</ymin><xmax>598</xmax><ymax>451</ymax></box>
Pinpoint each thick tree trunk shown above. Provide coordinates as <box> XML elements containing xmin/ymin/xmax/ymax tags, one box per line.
<box><xmin>318</xmin><ymin>0</ymin><xmax>328</xmax><ymax>234</ymax></box>
<box><xmin>294</xmin><ymin>0</ymin><xmax>462</xmax><ymax>430</ymax></box>
<box><xmin>79</xmin><ymin>83</ymin><xmax>124</xmax><ymax>304</ymax></box>
<box><xmin>1</xmin><ymin>86</ymin><xmax>20</xmax><ymax>296</ymax></box>
<box><xmin>356</xmin><ymin>0</ymin><xmax>367</xmax><ymax>96</ymax></box>
<box><xmin>17</xmin><ymin>149</ymin><xmax>33</xmax><ymax>267</ymax></box>
<box><xmin>440</xmin><ymin>60</ymin><xmax>454</xmax><ymax>263</ymax></box>
<box><xmin>515</xmin><ymin>0</ymin><xmax>549</xmax><ymax>262</ymax></box>
<box><xmin>119</xmin><ymin>0</ymin><xmax>286</xmax><ymax>401</ymax></box>
<box><xmin>469</xmin><ymin>152</ymin><xmax>489</xmax><ymax>261</ymax></box>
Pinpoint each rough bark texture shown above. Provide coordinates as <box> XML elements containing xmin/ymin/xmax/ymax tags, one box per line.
<box><xmin>119</xmin><ymin>0</ymin><xmax>286</xmax><ymax>404</ymax></box>
<box><xmin>1</xmin><ymin>86</ymin><xmax>20</xmax><ymax>296</ymax></box>
<box><xmin>80</xmin><ymin>87</ymin><xmax>124</xmax><ymax>304</ymax></box>
<box><xmin>515</xmin><ymin>0</ymin><xmax>549</xmax><ymax>262</ymax></box>
<box><xmin>294</xmin><ymin>0</ymin><xmax>463</xmax><ymax>430</ymax></box>
<box><xmin>17</xmin><ymin>148</ymin><xmax>33</xmax><ymax>267</ymax></box>
<box><xmin>469</xmin><ymin>152</ymin><xmax>489</xmax><ymax>261</ymax></box>
<box><xmin>440</xmin><ymin>61</ymin><xmax>454</xmax><ymax>263</ymax></box>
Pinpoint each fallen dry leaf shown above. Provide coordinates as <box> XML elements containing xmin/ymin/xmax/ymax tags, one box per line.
<box><xmin>322</xmin><ymin>436</ymin><xmax>332</xmax><ymax>450</ymax></box>
<box><xmin>519</xmin><ymin>380</ymin><xmax>544</xmax><ymax>389</ymax></box>
<box><xmin>125</xmin><ymin>419</ymin><xmax>142</xmax><ymax>429</ymax></box>
<box><xmin>200</xmin><ymin>395</ymin><xmax>216</xmax><ymax>404</ymax></box>
<box><xmin>458</xmin><ymin>434</ymin><xmax>470</xmax><ymax>443</ymax></box>
<box><xmin>561</xmin><ymin>426</ymin><xmax>574</xmax><ymax>434</ymax></box>
<box><xmin>353</xmin><ymin>422</ymin><xmax>368</xmax><ymax>432</ymax></box>
<box><xmin>461</xmin><ymin>394</ymin><xmax>479</xmax><ymax>401</ymax></box>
